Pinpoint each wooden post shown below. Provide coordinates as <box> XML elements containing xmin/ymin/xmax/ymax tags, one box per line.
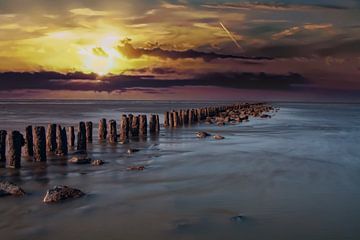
<box><xmin>155</xmin><ymin>115</ymin><xmax>160</xmax><ymax>133</ymax></box>
<box><xmin>86</xmin><ymin>121</ymin><xmax>93</xmax><ymax>143</ymax></box>
<box><xmin>108</xmin><ymin>120</ymin><xmax>117</xmax><ymax>143</ymax></box>
<box><xmin>46</xmin><ymin>124</ymin><xmax>57</xmax><ymax>152</ymax></box>
<box><xmin>170</xmin><ymin>111</ymin><xmax>174</xmax><ymax>127</ymax></box>
<box><xmin>149</xmin><ymin>114</ymin><xmax>156</xmax><ymax>134</ymax></box>
<box><xmin>131</xmin><ymin>115</ymin><xmax>139</xmax><ymax>137</ymax></box>
<box><xmin>184</xmin><ymin>110</ymin><xmax>189</xmax><ymax>125</ymax></box>
<box><xmin>98</xmin><ymin>118</ymin><xmax>107</xmax><ymax>140</ymax></box>
<box><xmin>173</xmin><ymin>111</ymin><xmax>179</xmax><ymax>127</ymax></box>
<box><xmin>56</xmin><ymin>125</ymin><xmax>68</xmax><ymax>156</ymax></box>
<box><xmin>6</xmin><ymin>131</ymin><xmax>24</xmax><ymax>169</ymax></box>
<box><xmin>24</xmin><ymin>126</ymin><xmax>34</xmax><ymax>157</ymax></box>
<box><xmin>33</xmin><ymin>126</ymin><xmax>46</xmax><ymax>162</ymax></box>
<box><xmin>0</xmin><ymin>130</ymin><xmax>7</xmax><ymax>165</ymax></box>
<box><xmin>189</xmin><ymin>109</ymin><xmax>194</xmax><ymax>124</ymax></box>
<box><xmin>139</xmin><ymin>115</ymin><xmax>147</xmax><ymax>136</ymax></box>
<box><xmin>68</xmin><ymin>126</ymin><xmax>75</xmax><ymax>148</ymax></box>
<box><xmin>164</xmin><ymin>112</ymin><xmax>169</xmax><ymax>128</ymax></box>
<box><xmin>77</xmin><ymin>122</ymin><xmax>86</xmax><ymax>151</ymax></box>
<box><xmin>120</xmin><ymin>115</ymin><xmax>129</xmax><ymax>142</ymax></box>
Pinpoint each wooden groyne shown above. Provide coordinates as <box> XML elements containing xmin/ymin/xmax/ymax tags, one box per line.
<box><xmin>0</xmin><ymin>103</ymin><xmax>274</xmax><ymax>168</ymax></box>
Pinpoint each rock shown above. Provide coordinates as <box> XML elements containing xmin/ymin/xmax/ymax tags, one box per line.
<box><xmin>0</xmin><ymin>181</ymin><xmax>25</xmax><ymax>196</ymax></box>
<box><xmin>68</xmin><ymin>156</ymin><xmax>91</xmax><ymax>164</ymax></box>
<box><xmin>127</xmin><ymin>166</ymin><xmax>145</xmax><ymax>171</ymax></box>
<box><xmin>43</xmin><ymin>185</ymin><xmax>85</xmax><ymax>203</ymax></box>
<box><xmin>127</xmin><ymin>148</ymin><xmax>140</xmax><ymax>154</ymax></box>
<box><xmin>91</xmin><ymin>159</ymin><xmax>105</xmax><ymax>166</ymax></box>
<box><xmin>230</xmin><ymin>215</ymin><xmax>246</xmax><ymax>222</ymax></box>
<box><xmin>196</xmin><ymin>132</ymin><xmax>211</xmax><ymax>138</ymax></box>
<box><xmin>213</xmin><ymin>135</ymin><xmax>225</xmax><ymax>140</ymax></box>
<box><xmin>261</xmin><ymin>114</ymin><xmax>271</xmax><ymax>119</ymax></box>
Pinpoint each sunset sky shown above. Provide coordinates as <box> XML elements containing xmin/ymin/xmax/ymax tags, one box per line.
<box><xmin>0</xmin><ymin>0</ymin><xmax>359</xmax><ymax>100</ymax></box>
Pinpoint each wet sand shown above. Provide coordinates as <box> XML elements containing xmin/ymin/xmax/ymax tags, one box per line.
<box><xmin>1</xmin><ymin>101</ymin><xmax>360</xmax><ymax>240</ymax></box>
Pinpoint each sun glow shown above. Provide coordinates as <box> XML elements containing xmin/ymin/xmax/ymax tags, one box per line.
<box><xmin>78</xmin><ymin>35</ymin><xmax>123</xmax><ymax>75</ymax></box>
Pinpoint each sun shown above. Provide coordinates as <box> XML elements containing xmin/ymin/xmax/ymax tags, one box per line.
<box><xmin>78</xmin><ymin>35</ymin><xmax>122</xmax><ymax>75</ymax></box>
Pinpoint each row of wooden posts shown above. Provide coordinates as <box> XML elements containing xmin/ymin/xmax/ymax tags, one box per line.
<box><xmin>0</xmin><ymin>104</ymin><xmax>239</xmax><ymax>169</ymax></box>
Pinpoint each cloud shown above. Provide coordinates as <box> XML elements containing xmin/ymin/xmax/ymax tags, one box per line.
<box><xmin>272</xmin><ymin>24</ymin><xmax>333</xmax><ymax>40</ymax></box>
<box><xmin>201</xmin><ymin>2</ymin><xmax>349</xmax><ymax>11</ymax></box>
<box><xmin>0</xmin><ymin>71</ymin><xmax>306</xmax><ymax>92</ymax></box>
<box><xmin>116</xmin><ymin>41</ymin><xmax>272</xmax><ymax>61</ymax></box>
<box><xmin>69</xmin><ymin>8</ymin><xmax>110</xmax><ymax>16</ymax></box>
<box><xmin>92</xmin><ymin>47</ymin><xmax>109</xmax><ymax>57</ymax></box>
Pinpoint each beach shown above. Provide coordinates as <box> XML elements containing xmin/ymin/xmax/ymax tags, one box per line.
<box><xmin>0</xmin><ymin>100</ymin><xmax>360</xmax><ymax>240</ymax></box>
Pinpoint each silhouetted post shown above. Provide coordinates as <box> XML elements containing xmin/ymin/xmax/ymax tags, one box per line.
<box><xmin>139</xmin><ymin>115</ymin><xmax>147</xmax><ymax>136</ymax></box>
<box><xmin>120</xmin><ymin>115</ymin><xmax>129</xmax><ymax>142</ymax></box>
<box><xmin>164</xmin><ymin>112</ymin><xmax>170</xmax><ymax>128</ymax></box>
<box><xmin>86</xmin><ymin>121</ymin><xmax>93</xmax><ymax>143</ymax></box>
<box><xmin>108</xmin><ymin>120</ymin><xmax>117</xmax><ymax>143</ymax></box>
<box><xmin>184</xmin><ymin>110</ymin><xmax>189</xmax><ymax>125</ymax></box>
<box><xmin>33</xmin><ymin>126</ymin><xmax>47</xmax><ymax>162</ymax></box>
<box><xmin>149</xmin><ymin>114</ymin><xmax>156</xmax><ymax>134</ymax></box>
<box><xmin>98</xmin><ymin>118</ymin><xmax>107</xmax><ymax>140</ymax></box>
<box><xmin>68</xmin><ymin>126</ymin><xmax>75</xmax><ymax>148</ymax></box>
<box><xmin>0</xmin><ymin>130</ymin><xmax>7</xmax><ymax>165</ymax></box>
<box><xmin>131</xmin><ymin>115</ymin><xmax>139</xmax><ymax>137</ymax></box>
<box><xmin>189</xmin><ymin>109</ymin><xmax>194</xmax><ymax>124</ymax></box>
<box><xmin>6</xmin><ymin>131</ymin><xmax>24</xmax><ymax>169</ymax></box>
<box><xmin>24</xmin><ymin>126</ymin><xmax>34</xmax><ymax>157</ymax></box>
<box><xmin>46</xmin><ymin>124</ymin><xmax>57</xmax><ymax>152</ymax></box>
<box><xmin>173</xmin><ymin>112</ymin><xmax>179</xmax><ymax>127</ymax></box>
<box><xmin>155</xmin><ymin>115</ymin><xmax>160</xmax><ymax>133</ymax></box>
<box><xmin>170</xmin><ymin>111</ymin><xmax>174</xmax><ymax>127</ymax></box>
<box><xmin>77</xmin><ymin>122</ymin><xmax>86</xmax><ymax>151</ymax></box>
<box><xmin>56</xmin><ymin>125</ymin><xmax>68</xmax><ymax>156</ymax></box>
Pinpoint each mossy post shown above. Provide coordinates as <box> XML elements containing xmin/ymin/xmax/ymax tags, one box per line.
<box><xmin>108</xmin><ymin>120</ymin><xmax>117</xmax><ymax>143</ymax></box>
<box><xmin>139</xmin><ymin>115</ymin><xmax>147</xmax><ymax>136</ymax></box>
<box><xmin>33</xmin><ymin>126</ymin><xmax>46</xmax><ymax>162</ymax></box>
<box><xmin>6</xmin><ymin>131</ymin><xmax>24</xmax><ymax>169</ymax></box>
<box><xmin>77</xmin><ymin>122</ymin><xmax>86</xmax><ymax>151</ymax></box>
<box><xmin>68</xmin><ymin>126</ymin><xmax>75</xmax><ymax>148</ymax></box>
<box><xmin>120</xmin><ymin>115</ymin><xmax>129</xmax><ymax>142</ymax></box>
<box><xmin>98</xmin><ymin>118</ymin><xmax>107</xmax><ymax>141</ymax></box>
<box><xmin>24</xmin><ymin>126</ymin><xmax>34</xmax><ymax>157</ymax></box>
<box><xmin>56</xmin><ymin>125</ymin><xmax>68</xmax><ymax>156</ymax></box>
<box><xmin>86</xmin><ymin>121</ymin><xmax>93</xmax><ymax>143</ymax></box>
<box><xmin>46</xmin><ymin>124</ymin><xmax>57</xmax><ymax>153</ymax></box>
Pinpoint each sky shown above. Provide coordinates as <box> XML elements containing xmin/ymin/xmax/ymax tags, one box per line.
<box><xmin>0</xmin><ymin>0</ymin><xmax>359</xmax><ymax>100</ymax></box>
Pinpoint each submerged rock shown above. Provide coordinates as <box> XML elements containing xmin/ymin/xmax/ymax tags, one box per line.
<box><xmin>68</xmin><ymin>156</ymin><xmax>91</xmax><ymax>164</ymax></box>
<box><xmin>0</xmin><ymin>181</ymin><xmax>25</xmax><ymax>196</ymax></box>
<box><xmin>213</xmin><ymin>135</ymin><xmax>225</xmax><ymax>140</ymax></box>
<box><xmin>91</xmin><ymin>159</ymin><xmax>105</xmax><ymax>166</ymax></box>
<box><xmin>196</xmin><ymin>132</ymin><xmax>211</xmax><ymax>138</ymax></box>
<box><xmin>43</xmin><ymin>185</ymin><xmax>85</xmax><ymax>203</ymax></box>
<box><xmin>126</xmin><ymin>166</ymin><xmax>145</xmax><ymax>171</ymax></box>
<box><xmin>127</xmin><ymin>148</ymin><xmax>140</xmax><ymax>154</ymax></box>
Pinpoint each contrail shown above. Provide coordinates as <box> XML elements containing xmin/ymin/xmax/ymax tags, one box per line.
<box><xmin>219</xmin><ymin>22</ymin><xmax>242</xmax><ymax>50</ymax></box>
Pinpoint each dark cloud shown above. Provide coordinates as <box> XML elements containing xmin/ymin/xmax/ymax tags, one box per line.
<box><xmin>116</xmin><ymin>42</ymin><xmax>273</xmax><ymax>62</ymax></box>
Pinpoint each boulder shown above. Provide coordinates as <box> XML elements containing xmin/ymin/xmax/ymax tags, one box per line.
<box><xmin>196</xmin><ymin>132</ymin><xmax>211</xmax><ymax>138</ymax></box>
<box><xmin>0</xmin><ymin>181</ymin><xmax>25</xmax><ymax>196</ymax></box>
<box><xmin>43</xmin><ymin>185</ymin><xmax>85</xmax><ymax>203</ymax></box>
<box><xmin>91</xmin><ymin>159</ymin><xmax>105</xmax><ymax>166</ymax></box>
<box><xmin>68</xmin><ymin>156</ymin><xmax>91</xmax><ymax>164</ymax></box>
<box><xmin>213</xmin><ymin>135</ymin><xmax>225</xmax><ymax>140</ymax></box>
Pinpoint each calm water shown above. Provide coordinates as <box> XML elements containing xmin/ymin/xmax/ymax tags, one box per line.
<box><xmin>0</xmin><ymin>100</ymin><xmax>360</xmax><ymax>240</ymax></box>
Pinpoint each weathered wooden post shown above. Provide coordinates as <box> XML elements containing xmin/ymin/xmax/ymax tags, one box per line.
<box><xmin>184</xmin><ymin>110</ymin><xmax>189</xmax><ymax>125</ymax></box>
<box><xmin>173</xmin><ymin>111</ymin><xmax>179</xmax><ymax>127</ymax></box>
<box><xmin>128</xmin><ymin>114</ymin><xmax>133</xmax><ymax>136</ymax></box>
<box><xmin>33</xmin><ymin>126</ymin><xmax>47</xmax><ymax>162</ymax></box>
<box><xmin>98</xmin><ymin>118</ymin><xmax>107</xmax><ymax>140</ymax></box>
<box><xmin>56</xmin><ymin>125</ymin><xmax>68</xmax><ymax>156</ymax></box>
<box><xmin>120</xmin><ymin>115</ymin><xmax>129</xmax><ymax>142</ymax></box>
<box><xmin>131</xmin><ymin>115</ymin><xmax>139</xmax><ymax>137</ymax></box>
<box><xmin>149</xmin><ymin>114</ymin><xmax>156</xmax><ymax>134</ymax></box>
<box><xmin>0</xmin><ymin>130</ymin><xmax>7</xmax><ymax>165</ymax></box>
<box><xmin>139</xmin><ymin>115</ymin><xmax>147</xmax><ymax>136</ymax></box>
<box><xmin>108</xmin><ymin>120</ymin><xmax>117</xmax><ymax>143</ymax></box>
<box><xmin>164</xmin><ymin>112</ymin><xmax>170</xmax><ymax>128</ymax></box>
<box><xmin>77</xmin><ymin>122</ymin><xmax>86</xmax><ymax>151</ymax></box>
<box><xmin>6</xmin><ymin>131</ymin><xmax>24</xmax><ymax>169</ymax></box>
<box><xmin>86</xmin><ymin>121</ymin><xmax>93</xmax><ymax>143</ymax></box>
<box><xmin>46</xmin><ymin>124</ymin><xmax>57</xmax><ymax>153</ymax></box>
<box><xmin>24</xmin><ymin>126</ymin><xmax>34</xmax><ymax>157</ymax></box>
<box><xmin>68</xmin><ymin>126</ymin><xmax>75</xmax><ymax>148</ymax></box>
<box><xmin>170</xmin><ymin>111</ymin><xmax>174</xmax><ymax>127</ymax></box>
<box><xmin>178</xmin><ymin>110</ymin><xmax>183</xmax><ymax>126</ymax></box>
<box><xmin>156</xmin><ymin>115</ymin><xmax>160</xmax><ymax>133</ymax></box>
<box><xmin>189</xmin><ymin>109</ymin><xmax>194</xmax><ymax>124</ymax></box>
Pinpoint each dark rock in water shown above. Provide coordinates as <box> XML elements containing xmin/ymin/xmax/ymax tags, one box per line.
<box><xmin>68</xmin><ymin>156</ymin><xmax>91</xmax><ymax>164</ymax></box>
<box><xmin>230</xmin><ymin>215</ymin><xmax>246</xmax><ymax>222</ymax></box>
<box><xmin>213</xmin><ymin>135</ymin><xmax>225</xmax><ymax>140</ymax></box>
<box><xmin>0</xmin><ymin>181</ymin><xmax>25</xmax><ymax>196</ymax></box>
<box><xmin>127</xmin><ymin>148</ymin><xmax>140</xmax><ymax>154</ymax></box>
<box><xmin>260</xmin><ymin>114</ymin><xmax>271</xmax><ymax>119</ymax></box>
<box><xmin>196</xmin><ymin>131</ymin><xmax>211</xmax><ymax>138</ymax></box>
<box><xmin>127</xmin><ymin>166</ymin><xmax>145</xmax><ymax>171</ymax></box>
<box><xmin>43</xmin><ymin>185</ymin><xmax>85</xmax><ymax>203</ymax></box>
<box><xmin>91</xmin><ymin>159</ymin><xmax>105</xmax><ymax>166</ymax></box>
